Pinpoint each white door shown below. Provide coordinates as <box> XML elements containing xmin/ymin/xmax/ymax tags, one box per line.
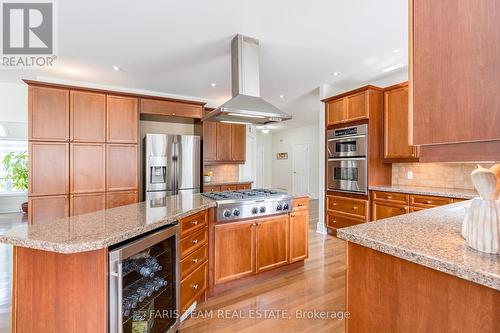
<box><xmin>256</xmin><ymin>145</ymin><xmax>264</xmax><ymax>188</ymax></box>
<box><xmin>292</xmin><ymin>144</ymin><xmax>309</xmax><ymax>196</ymax></box>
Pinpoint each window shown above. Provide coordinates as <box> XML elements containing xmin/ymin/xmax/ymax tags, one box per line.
<box><xmin>0</xmin><ymin>140</ymin><xmax>28</xmax><ymax>194</ymax></box>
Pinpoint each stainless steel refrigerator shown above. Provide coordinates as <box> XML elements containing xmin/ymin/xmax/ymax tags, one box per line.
<box><xmin>144</xmin><ymin>134</ymin><xmax>201</xmax><ymax>200</ymax></box>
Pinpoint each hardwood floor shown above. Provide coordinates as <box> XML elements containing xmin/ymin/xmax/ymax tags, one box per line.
<box><xmin>0</xmin><ymin>200</ymin><xmax>346</xmax><ymax>333</ymax></box>
<box><xmin>0</xmin><ymin>213</ymin><xmax>26</xmax><ymax>333</ymax></box>
<box><xmin>180</xmin><ymin>199</ymin><xmax>347</xmax><ymax>333</ymax></box>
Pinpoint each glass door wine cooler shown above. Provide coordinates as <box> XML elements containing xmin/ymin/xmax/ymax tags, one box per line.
<box><xmin>109</xmin><ymin>225</ymin><xmax>179</xmax><ymax>333</ymax></box>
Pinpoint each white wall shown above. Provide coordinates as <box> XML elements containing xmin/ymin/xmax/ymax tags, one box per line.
<box><xmin>270</xmin><ymin>124</ymin><xmax>320</xmax><ymax>199</ymax></box>
<box><xmin>255</xmin><ymin>131</ymin><xmax>273</xmax><ymax>188</ymax></box>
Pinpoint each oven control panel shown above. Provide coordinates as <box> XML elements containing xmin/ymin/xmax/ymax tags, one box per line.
<box><xmin>217</xmin><ymin>199</ymin><xmax>293</xmax><ymax>222</ymax></box>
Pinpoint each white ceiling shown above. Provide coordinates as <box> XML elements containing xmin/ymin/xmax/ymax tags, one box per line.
<box><xmin>0</xmin><ymin>0</ymin><xmax>408</xmax><ymax>131</ymax></box>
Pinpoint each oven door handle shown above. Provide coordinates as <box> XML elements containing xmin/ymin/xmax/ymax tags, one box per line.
<box><xmin>328</xmin><ymin>157</ymin><xmax>366</xmax><ymax>161</ymax></box>
<box><xmin>327</xmin><ymin>134</ymin><xmax>367</xmax><ymax>142</ymax></box>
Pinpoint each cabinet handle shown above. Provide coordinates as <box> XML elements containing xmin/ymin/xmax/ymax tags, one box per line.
<box><xmin>190</xmin><ymin>284</ymin><xmax>199</xmax><ymax>290</ymax></box>
<box><xmin>64</xmin><ymin>195</ymin><xmax>68</xmax><ymax>198</ymax></box>
<box><xmin>333</xmin><ymin>220</ymin><xmax>337</xmax><ymax>224</ymax></box>
<box><xmin>387</xmin><ymin>196</ymin><xmax>392</xmax><ymax>199</ymax></box>
<box><xmin>192</xmin><ymin>258</ymin><xmax>199</xmax><ymax>264</ymax></box>
<box><xmin>191</xmin><ymin>220</ymin><xmax>198</xmax><ymax>226</ymax></box>
<box><xmin>426</xmin><ymin>200</ymin><xmax>433</xmax><ymax>204</ymax></box>
<box><xmin>352</xmin><ymin>206</ymin><xmax>358</xmax><ymax>210</ymax></box>
<box><xmin>333</xmin><ymin>203</ymin><xmax>337</xmax><ymax>206</ymax></box>
<box><xmin>70</xmin><ymin>195</ymin><xmax>74</xmax><ymax>198</ymax></box>
<box><xmin>192</xmin><ymin>239</ymin><xmax>199</xmax><ymax>244</ymax></box>
<box><xmin>290</xmin><ymin>214</ymin><xmax>295</xmax><ymax>217</ymax></box>
<box><xmin>298</xmin><ymin>203</ymin><xmax>304</xmax><ymax>207</ymax></box>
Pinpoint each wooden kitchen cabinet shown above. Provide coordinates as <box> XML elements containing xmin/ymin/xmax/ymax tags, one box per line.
<box><xmin>290</xmin><ymin>208</ymin><xmax>309</xmax><ymax>263</ymax></box>
<box><xmin>29</xmin><ymin>142</ymin><xmax>69</xmax><ymax>196</ymax></box>
<box><xmin>326</xmin><ymin>194</ymin><xmax>368</xmax><ymax>233</ymax></box>
<box><xmin>203</xmin><ymin>120</ymin><xmax>217</xmax><ymax>162</ymax></box>
<box><xmin>203</xmin><ymin>185</ymin><xmax>221</xmax><ymax>193</ymax></box>
<box><xmin>230</xmin><ymin>124</ymin><xmax>246</xmax><ymax>161</ymax></box>
<box><xmin>384</xmin><ymin>83</ymin><xmax>418</xmax><ymax>160</ymax></box>
<box><xmin>106</xmin><ymin>95</ymin><xmax>138</xmax><ymax>143</ymax></box>
<box><xmin>106</xmin><ymin>190</ymin><xmax>138</xmax><ymax>208</ymax></box>
<box><xmin>216</xmin><ymin>122</ymin><xmax>232</xmax><ymax>161</ymax></box>
<box><xmin>255</xmin><ymin>214</ymin><xmax>289</xmax><ymax>273</ymax></box>
<box><xmin>70</xmin><ymin>193</ymin><xmax>106</xmax><ymax>216</ymax></box>
<box><xmin>140</xmin><ymin>98</ymin><xmax>203</xmax><ymax>118</ymax></box>
<box><xmin>28</xmin><ymin>195</ymin><xmax>69</xmax><ymax>224</ymax></box>
<box><xmin>371</xmin><ymin>201</ymin><xmax>408</xmax><ymax>220</ymax></box>
<box><xmin>220</xmin><ymin>184</ymin><xmax>237</xmax><ymax>191</ymax></box>
<box><xmin>70</xmin><ymin>143</ymin><xmax>106</xmax><ymax>194</ymax></box>
<box><xmin>410</xmin><ymin>0</ymin><xmax>500</xmax><ymax>147</ymax></box>
<box><xmin>70</xmin><ymin>90</ymin><xmax>106</xmax><ymax>142</ymax></box>
<box><xmin>106</xmin><ymin>144</ymin><xmax>138</xmax><ymax>192</ymax></box>
<box><xmin>324</xmin><ymin>86</ymin><xmax>382</xmax><ymax>125</ymax></box>
<box><xmin>236</xmin><ymin>183</ymin><xmax>252</xmax><ymax>190</ymax></box>
<box><xmin>326</xmin><ymin>210</ymin><xmax>365</xmax><ymax>230</ymax></box>
<box><xmin>29</xmin><ymin>85</ymin><xmax>69</xmax><ymax>141</ymax></box>
<box><xmin>214</xmin><ymin>220</ymin><xmax>255</xmax><ymax>284</ymax></box>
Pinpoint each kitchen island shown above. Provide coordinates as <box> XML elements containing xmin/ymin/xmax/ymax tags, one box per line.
<box><xmin>0</xmin><ymin>194</ymin><xmax>216</xmax><ymax>333</ymax></box>
<box><xmin>337</xmin><ymin>201</ymin><xmax>500</xmax><ymax>333</ymax></box>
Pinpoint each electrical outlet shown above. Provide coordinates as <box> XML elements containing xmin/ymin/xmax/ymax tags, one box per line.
<box><xmin>407</xmin><ymin>171</ymin><xmax>414</xmax><ymax>180</ymax></box>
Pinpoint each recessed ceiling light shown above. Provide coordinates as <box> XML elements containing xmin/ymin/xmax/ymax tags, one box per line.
<box><xmin>382</xmin><ymin>63</ymin><xmax>406</xmax><ymax>73</ymax></box>
<box><xmin>333</xmin><ymin>72</ymin><xmax>339</xmax><ymax>76</ymax></box>
<box><xmin>261</xmin><ymin>128</ymin><xmax>270</xmax><ymax>134</ymax></box>
<box><xmin>211</xmin><ymin>83</ymin><xmax>216</xmax><ymax>87</ymax></box>
<box><xmin>112</xmin><ymin>65</ymin><xmax>121</xmax><ymax>71</ymax></box>
<box><xmin>279</xmin><ymin>94</ymin><xmax>284</xmax><ymax>99</ymax></box>
<box><xmin>392</xmin><ymin>49</ymin><xmax>400</xmax><ymax>53</ymax></box>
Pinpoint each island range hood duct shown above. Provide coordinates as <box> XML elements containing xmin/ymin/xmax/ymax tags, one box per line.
<box><xmin>202</xmin><ymin>34</ymin><xmax>292</xmax><ymax>125</ymax></box>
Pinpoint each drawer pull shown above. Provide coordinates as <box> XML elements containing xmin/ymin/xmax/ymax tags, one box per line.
<box><xmin>333</xmin><ymin>203</ymin><xmax>337</xmax><ymax>206</ymax></box>
<box><xmin>298</xmin><ymin>203</ymin><xmax>304</xmax><ymax>207</ymax></box>
<box><xmin>192</xmin><ymin>258</ymin><xmax>199</xmax><ymax>264</ymax></box>
<box><xmin>352</xmin><ymin>206</ymin><xmax>358</xmax><ymax>210</ymax></box>
<box><xmin>426</xmin><ymin>200</ymin><xmax>433</xmax><ymax>204</ymax></box>
<box><xmin>290</xmin><ymin>213</ymin><xmax>295</xmax><ymax>217</ymax></box>
<box><xmin>333</xmin><ymin>220</ymin><xmax>337</xmax><ymax>224</ymax></box>
<box><xmin>387</xmin><ymin>196</ymin><xmax>392</xmax><ymax>199</ymax></box>
<box><xmin>191</xmin><ymin>284</ymin><xmax>199</xmax><ymax>290</ymax></box>
<box><xmin>192</xmin><ymin>239</ymin><xmax>199</xmax><ymax>244</ymax></box>
<box><xmin>191</xmin><ymin>220</ymin><xmax>198</xmax><ymax>226</ymax></box>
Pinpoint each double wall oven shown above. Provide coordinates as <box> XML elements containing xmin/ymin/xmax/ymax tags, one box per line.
<box><xmin>327</xmin><ymin>124</ymin><xmax>368</xmax><ymax>194</ymax></box>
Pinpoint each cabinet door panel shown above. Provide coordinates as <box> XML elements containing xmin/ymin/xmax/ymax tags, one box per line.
<box><xmin>29</xmin><ymin>86</ymin><xmax>69</xmax><ymax>141</ymax></box>
<box><xmin>29</xmin><ymin>195</ymin><xmax>69</xmax><ymax>224</ymax></box>
<box><xmin>140</xmin><ymin>98</ymin><xmax>203</xmax><ymax>118</ymax></box>
<box><xmin>70</xmin><ymin>143</ymin><xmax>106</xmax><ymax>193</ymax></box>
<box><xmin>70</xmin><ymin>193</ymin><xmax>105</xmax><ymax>216</ymax></box>
<box><xmin>384</xmin><ymin>85</ymin><xmax>417</xmax><ymax>159</ymax></box>
<box><xmin>371</xmin><ymin>202</ymin><xmax>408</xmax><ymax>221</ymax></box>
<box><xmin>216</xmin><ymin>123</ymin><xmax>231</xmax><ymax>161</ymax></box>
<box><xmin>106</xmin><ymin>191</ymin><xmax>138</xmax><ymax>209</ymax></box>
<box><xmin>70</xmin><ymin>91</ymin><xmax>106</xmax><ymax>142</ymax></box>
<box><xmin>290</xmin><ymin>210</ymin><xmax>308</xmax><ymax>263</ymax></box>
<box><xmin>326</xmin><ymin>98</ymin><xmax>346</xmax><ymax>125</ymax></box>
<box><xmin>346</xmin><ymin>91</ymin><xmax>368</xmax><ymax>121</ymax></box>
<box><xmin>29</xmin><ymin>142</ymin><xmax>69</xmax><ymax>196</ymax></box>
<box><xmin>203</xmin><ymin>185</ymin><xmax>220</xmax><ymax>193</ymax></box>
<box><xmin>230</xmin><ymin>124</ymin><xmax>246</xmax><ymax>161</ymax></box>
<box><xmin>106</xmin><ymin>95</ymin><xmax>138</xmax><ymax>143</ymax></box>
<box><xmin>203</xmin><ymin>116</ymin><xmax>217</xmax><ymax>161</ymax></box>
<box><xmin>214</xmin><ymin>221</ymin><xmax>255</xmax><ymax>284</ymax></box>
<box><xmin>255</xmin><ymin>215</ymin><xmax>289</xmax><ymax>273</ymax></box>
<box><xmin>106</xmin><ymin>144</ymin><xmax>138</xmax><ymax>191</ymax></box>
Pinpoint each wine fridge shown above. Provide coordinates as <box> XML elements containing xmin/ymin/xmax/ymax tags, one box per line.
<box><xmin>109</xmin><ymin>225</ymin><xmax>180</xmax><ymax>333</ymax></box>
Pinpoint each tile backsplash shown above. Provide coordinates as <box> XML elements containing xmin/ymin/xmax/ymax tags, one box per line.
<box><xmin>203</xmin><ymin>164</ymin><xmax>239</xmax><ymax>183</ymax></box>
<box><xmin>392</xmin><ymin>163</ymin><xmax>494</xmax><ymax>190</ymax></box>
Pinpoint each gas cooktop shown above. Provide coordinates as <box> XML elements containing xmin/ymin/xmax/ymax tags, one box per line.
<box><xmin>202</xmin><ymin>189</ymin><xmax>292</xmax><ymax>222</ymax></box>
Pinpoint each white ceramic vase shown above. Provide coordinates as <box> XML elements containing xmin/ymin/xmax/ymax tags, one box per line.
<box><xmin>462</xmin><ymin>198</ymin><xmax>500</xmax><ymax>254</ymax></box>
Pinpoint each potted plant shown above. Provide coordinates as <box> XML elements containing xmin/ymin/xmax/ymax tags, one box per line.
<box><xmin>2</xmin><ymin>151</ymin><xmax>28</xmax><ymax>213</ymax></box>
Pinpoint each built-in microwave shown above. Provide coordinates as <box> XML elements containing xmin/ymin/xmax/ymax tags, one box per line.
<box><xmin>327</xmin><ymin>124</ymin><xmax>368</xmax><ymax>158</ymax></box>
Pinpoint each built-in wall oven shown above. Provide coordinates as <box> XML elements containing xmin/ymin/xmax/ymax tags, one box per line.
<box><xmin>109</xmin><ymin>225</ymin><xmax>180</xmax><ymax>333</ymax></box>
<box><xmin>327</xmin><ymin>124</ymin><xmax>368</xmax><ymax>194</ymax></box>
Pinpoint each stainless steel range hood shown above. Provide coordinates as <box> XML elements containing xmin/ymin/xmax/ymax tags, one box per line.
<box><xmin>202</xmin><ymin>34</ymin><xmax>292</xmax><ymax>125</ymax></box>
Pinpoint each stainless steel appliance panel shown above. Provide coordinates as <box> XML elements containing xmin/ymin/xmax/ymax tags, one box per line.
<box><xmin>145</xmin><ymin>134</ymin><xmax>175</xmax><ymax>192</ymax></box>
<box><xmin>176</xmin><ymin>135</ymin><xmax>201</xmax><ymax>191</ymax></box>
<box><xmin>327</xmin><ymin>157</ymin><xmax>367</xmax><ymax>194</ymax></box>
<box><xmin>327</xmin><ymin>124</ymin><xmax>368</xmax><ymax>158</ymax></box>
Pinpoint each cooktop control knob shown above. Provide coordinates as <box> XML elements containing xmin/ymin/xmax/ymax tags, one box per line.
<box><xmin>251</xmin><ymin>207</ymin><xmax>259</xmax><ymax>214</ymax></box>
<box><xmin>276</xmin><ymin>204</ymin><xmax>283</xmax><ymax>211</ymax></box>
<box><xmin>223</xmin><ymin>210</ymin><xmax>231</xmax><ymax>218</ymax></box>
<box><xmin>283</xmin><ymin>203</ymin><xmax>289</xmax><ymax>211</ymax></box>
<box><xmin>260</xmin><ymin>206</ymin><xmax>266</xmax><ymax>213</ymax></box>
<box><xmin>233</xmin><ymin>209</ymin><xmax>240</xmax><ymax>217</ymax></box>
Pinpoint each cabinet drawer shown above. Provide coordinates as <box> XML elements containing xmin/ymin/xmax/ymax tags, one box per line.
<box><xmin>180</xmin><ymin>262</ymin><xmax>207</xmax><ymax>312</ymax></box>
<box><xmin>372</xmin><ymin>191</ymin><xmax>409</xmax><ymax>205</ymax></box>
<box><xmin>179</xmin><ymin>210</ymin><xmax>208</xmax><ymax>237</ymax></box>
<box><xmin>292</xmin><ymin>197</ymin><xmax>309</xmax><ymax>211</ymax></box>
<box><xmin>326</xmin><ymin>211</ymin><xmax>365</xmax><ymax>229</ymax></box>
<box><xmin>180</xmin><ymin>227</ymin><xmax>208</xmax><ymax>258</ymax></box>
<box><xmin>203</xmin><ymin>185</ymin><xmax>221</xmax><ymax>192</ymax></box>
<box><xmin>236</xmin><ymin>183</ymin><xmax>252</xmax><ymax>190</ymax></box>
<box><xmin>409</xmin><ymin>206</ymin><xmax>426</xmax><ymax>213</ymax></box>
<box><xmin>141</xmin><ymin>98</ymin><xmax>203</xmax><ymax>119</ymax></box>
<box><xmin>371</xmin><ymin>201</ymin><xmax>408</xmax><ymax>221</ymax></box>
<box><xmin>410</xmin><ymin>194</ymin><xmax>453</xmax><ymax>208</ymax></box>
<box><xmin>220</xmin><ymin>184</ymin><xmax>237</xmax><ymax>191</ymax></box>
<box><xmin>329</xmin><ymin>196</ymin><xmax>368</xmax><ymax>220</ymax></box>
<box><xmin>180</xmin><ymin>245</ymin><xmax>208</xmax><ymax>279</ymax></box>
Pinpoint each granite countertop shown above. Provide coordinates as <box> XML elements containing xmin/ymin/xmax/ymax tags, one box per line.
<box><xmin>0</xmin><ymin>194</ymin><xmax>216</xmax><ymax>254</ymax></box>
<box><xmin>369</xmin><ymin>185</ymin><xmax>478</xmax><ymax>200</ymax></box>
<box><xmin>204</xmin><ymin>180</ymin><xmax>253</xmax><ymax>186</ymax></box>
<box><xmin>337</xmin><ymin>201</ymin><xmax>500</xmax><ymax>291</ymax></box>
